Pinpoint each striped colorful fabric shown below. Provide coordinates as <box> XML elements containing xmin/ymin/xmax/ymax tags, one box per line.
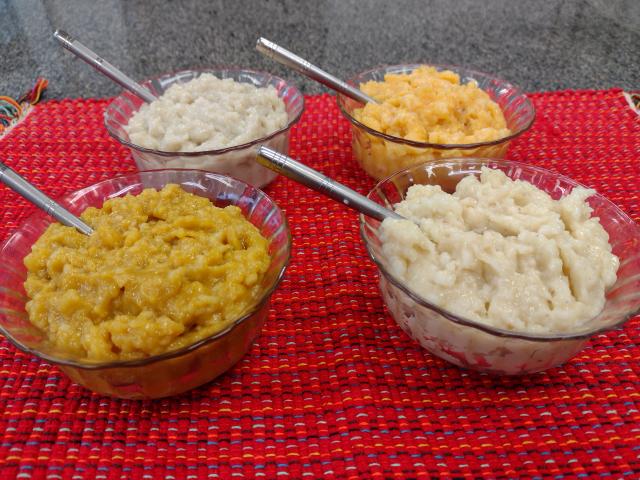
<box><xmin>0</xmin><ymin>90</ymin><xmax>639</xmax><ymax>479</ymax></box>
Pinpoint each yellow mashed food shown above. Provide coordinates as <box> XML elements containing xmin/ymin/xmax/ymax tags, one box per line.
<box><xmin>23</xmin><ymin>184</ymin><xmax>271</xmax><ymax>362</ymax></box>
<box><xmin>354</xmin><ymin>66</ymin><xmax>510</xmax><ymax>144</ymax></box>
<box><xmin>349</xmin><ymin>66</ymin><xmax>513</xmax><ymax>180</ymax></box>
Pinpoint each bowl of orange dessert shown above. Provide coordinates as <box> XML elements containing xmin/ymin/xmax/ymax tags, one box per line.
<box><xmin>337</xmin><ymin>64</ymin><xmax>535</xmax><ymax>180</ymax></box>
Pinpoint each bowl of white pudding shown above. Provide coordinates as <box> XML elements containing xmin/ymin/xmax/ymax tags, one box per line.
<box><xmin>104</xmin><ymin>68</ymin><xmax>304</xmax><ymax>188</ymax></box>
<box><xmin>360</xmin><ymin>158</ymin><xmax>640</xmax><ymax>374</ymax></box>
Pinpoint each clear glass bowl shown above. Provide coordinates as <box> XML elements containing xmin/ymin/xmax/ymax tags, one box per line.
<box><xmin>0</xmin><ymin>169</ymin><xmax>291</xmax><ymax>398</ymax></box>
<box><xmin>337</xmin><ymin>64</ymin><xmax>535</xmax><ymax>180</ymax></box>
<box><xmin>360</xmin><ymin>159</ymin><xmax>640</xmax><ymax>374</ymax></box>
<box><xmin>104</xmin><ymin>68</ymin><xmax>305</xmax><ymax>189</ymax></box>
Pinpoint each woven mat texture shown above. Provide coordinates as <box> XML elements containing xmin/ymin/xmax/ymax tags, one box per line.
<box><xmin>0</xmin><ymin>90</ymin><xmax>639</xmax><ymax>479</ymax></box>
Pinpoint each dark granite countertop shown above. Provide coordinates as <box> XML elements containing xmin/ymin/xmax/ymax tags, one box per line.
<box><xmin>1</xmin><ymin>0</ymin><xmax>638</xmax><ymax>99</ymax></box>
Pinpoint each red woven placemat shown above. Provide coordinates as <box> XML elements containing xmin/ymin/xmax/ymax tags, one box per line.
<box><xmin>0</xmin><ymin>90</ymin><xmax>639</xmax><ymax>479</ymax></box>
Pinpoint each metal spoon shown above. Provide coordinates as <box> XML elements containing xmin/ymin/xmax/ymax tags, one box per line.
<box><xmin>256</xmin><ymin>37</ymin><xmax>377</xmax><ymax>105</ymax></box>
<box><xmin>256</xmin><ymin>147</ymin><xmax>401</xmax><ymax>222</ymax></box>
<box><xmin>0</xmin><ymin>161</ymin><xmax>93</xmax><ymax>235</ymax></box>
<box><xmin>54</xmin><ymin>30</ymin><xmax>157</xmax><ymax>103</ymax></box>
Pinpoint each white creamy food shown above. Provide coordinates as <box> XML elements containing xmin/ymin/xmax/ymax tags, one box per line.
<box><xmin>380</xmin><ymin>168</ymin><xmax>619</xmax><ymax>334</ymax></box>
<box><xmin>124</xmin><ymin>73</ymin><xmax>288</xmax><ymax>152</ymax></box>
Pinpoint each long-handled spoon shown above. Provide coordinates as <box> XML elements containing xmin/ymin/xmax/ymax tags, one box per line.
<box><xmin>0</xmin><ymin>161</ymin><xmax>93</xmax><ymax>235</ymax></box>
<box><xmin>256</xmin><ymin>37</ymin><xmax>377</xmax><ymax>105</ymax></box>
<box><xmin>53</xmin><ymin>30</ymin><xmax>157</xmax><ymax>103</ymax></box>
<box><xmin>257</xmin><ymin>147</ymin><xmax>401</xmax><ymax>222</ymax></box>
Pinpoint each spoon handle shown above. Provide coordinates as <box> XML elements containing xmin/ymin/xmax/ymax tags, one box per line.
<box><xmin>0</xmin><ymin>161</ymin><xmax>94</xmax><ymax>235</ymax></box>
<box><xmin>54</xmin><ymin>30</ymin><xmax>157</xmax><ymax>104</ymax></box>
<box><xmin>257</xmin><ymin>147</ymin><xmax>401</xmax><ymax>222</ymax></box>
<box><xmin>256</xmin><ymin>37</ymin><xmax>376</xmax><ymax>105</ymax></box>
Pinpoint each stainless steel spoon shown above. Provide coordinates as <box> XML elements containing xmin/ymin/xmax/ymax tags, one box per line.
<box><xmin>0</xmin><ymin>161</ymin><xmax>93</xmax><ymax>235</ymax></box>
<box><xmin>54</xmin><ymin>30</ymin><xmax>157</xmax><ymax>103</ymax></box>
<box><xmin>256</xmin><ymin>37</ymin><xmax>377</xmax><ymax>105</ymax></box>
<box><xmin>256</xmin><ymin>147</ymin><xmax>401</xmax><ymax>222</ymax></box>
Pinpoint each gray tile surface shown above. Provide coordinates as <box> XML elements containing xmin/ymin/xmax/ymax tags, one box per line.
<box><xmin>1</xmin><ymin>0</ymin><xmax>639</xmax><ymax>99</ymax></box>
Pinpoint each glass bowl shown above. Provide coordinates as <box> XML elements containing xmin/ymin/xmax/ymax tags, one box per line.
<box><xmin>104</xmin><ymin>68</ymin><xmax>305</xmax><ymax>189</ymax></box>
<box><xmin>337</xmin><ymin>64</ymin><xmax>535</xmax><ymax>180</ymax></box>
<box><xmin>0</xmin><ymin>169</ymin><xmax>291</xmax><ymax>398</ymax></box>
<box><xmin>360</xmin><ymin>159</ymin><xmax>640</xmax><ymax>375</ymax></box>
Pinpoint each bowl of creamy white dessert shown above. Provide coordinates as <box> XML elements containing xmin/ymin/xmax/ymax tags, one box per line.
<box><xmin>360</xmin><ymin>158</ymin><xmax>640</xmax><ymax>374</ymax></box>
<box><xmin>104</xmin><ymin>68</ymin><xmax>304</xmax><ymax>188</ymax></box>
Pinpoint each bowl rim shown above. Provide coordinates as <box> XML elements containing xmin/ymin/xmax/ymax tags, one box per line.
<box><xmin>103</xmin><ymin>66</ymin><xmax>305</xmax><ymax>157</ymax></box>
<box><xmin>359</xmin><ymin>157</ymin><xmax>640</xmax><ymax>342</ymax></box>
<box><xmin>0</xmin><ymin>168</ymin><xmax>293</xmax><ymax>370</ymax></box>
<box><xmin>337</xmin><ymin>63</ymin><xmax>536</xmax><ymax>149</ymax></box>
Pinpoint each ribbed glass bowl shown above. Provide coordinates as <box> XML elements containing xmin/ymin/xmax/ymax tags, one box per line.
<box><xmin>0</xmin><ymin>169</ymin><xmax>291</xmax><ymax>398</ymax></box>
<box><xmin>337</xmin><ymin>64</ymin><xmax>535</xmax><ymax>180</ymax></box>
<box><xmin>360</xmin><ymin>159</ymin><xmax>640</xmax><ymax>374</ymax></box>
<box><xmin>104</xmin><ymin>68</ymin><xmax>305</xmax><ymax>189</ymax></box>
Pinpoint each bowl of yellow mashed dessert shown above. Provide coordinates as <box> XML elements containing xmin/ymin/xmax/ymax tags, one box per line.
<box><xmin>337</xmin><ymin>64</ymin><xmax>535</xmax><ymax>180</ymax></box>
<box><xmin>360</xmin><ymin>159</ymin><xmax>640</xmax><ymax>374</ymax></box>
<box><xmin>0</xmin><ymin>169</ymin><xmax>291</xmax><ymax>398</ymax></box>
